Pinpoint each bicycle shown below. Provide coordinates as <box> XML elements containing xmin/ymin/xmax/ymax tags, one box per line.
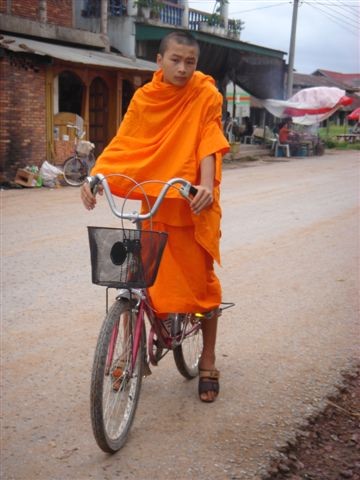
<box><xmin>62</xmin><ymin>124</ymin><xmax>96</xmax><ymax>186</ymax></box>
<box><xmin>86</xmin><ymin>173</ymin><xmax>233</xmax><ymax>453</ymax></box>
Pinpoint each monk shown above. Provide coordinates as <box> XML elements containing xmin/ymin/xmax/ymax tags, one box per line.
<box><xmin>81</xmin><ymin>31</ymin><xmax>229</xmax><ymax>402</ymax></box>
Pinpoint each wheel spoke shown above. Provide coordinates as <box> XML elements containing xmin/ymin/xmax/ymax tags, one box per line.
<box><xmin>173</xmin><ymin>314</ymin><xmax>202</xmax><ymax>379</ymax></box>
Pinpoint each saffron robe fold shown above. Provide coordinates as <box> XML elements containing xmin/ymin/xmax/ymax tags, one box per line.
<box><xmin>91</xmin><ymin>70</ymin><xmax>229</xmax><ymax>313</ymax></box>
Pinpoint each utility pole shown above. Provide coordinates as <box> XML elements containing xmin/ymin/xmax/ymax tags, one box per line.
<box><xmin>100</xmin><ymin>0</ymin><xmax>110</xmax><ymax>53</ymax></box>
<box><xmin>287</xmin><ymin>0</ymin><xmax>299</xmax><ymax>98</ymax></box>
<box><xmin>182</xmin><ymin>0</ymin><xmax>189</xmax><ymax>28</ymax></box>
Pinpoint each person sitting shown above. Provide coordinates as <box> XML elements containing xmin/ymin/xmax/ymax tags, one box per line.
<box><xmin>279</xmin><ymin>120</ymin><xmax>299</xmax><ymax>155</ymax></box>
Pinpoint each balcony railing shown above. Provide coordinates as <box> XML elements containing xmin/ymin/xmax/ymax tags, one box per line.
<box><xmin>82</xmin><ymin>0</ymin><xmax>128</xmax><ymax>17</ymax></box>
<box><xmin>109</xmin><ymin>0</ymin><xmax>127</xmax><ymax>16</ymax></box>
<box><xmin>81</xmin><ymin>0</ymin><xmax>242</xmax><ymax>38</ymax></box>
<box><xmin>160</xmin><ymin>1</ymin><xmax>183</xmax><ymax>25</ymax></box>
<box><xmin>188</xmin><ymin>9</ymin><xmax>209</xmax><ymax>30</ymax></box>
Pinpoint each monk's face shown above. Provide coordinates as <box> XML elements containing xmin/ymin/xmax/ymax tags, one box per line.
<box><xmin>157</xmin><ymin>39</ymin><xmax>198</xmax><ymax>87</ymax></box>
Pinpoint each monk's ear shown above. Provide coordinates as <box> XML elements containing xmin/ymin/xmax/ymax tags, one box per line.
<box><xmin>156</xmin><ymin>53</ymin><xmax>163</xmax><ymax>68</ymax></box>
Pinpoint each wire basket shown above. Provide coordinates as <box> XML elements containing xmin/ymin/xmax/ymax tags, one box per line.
<box><xmin>88</xmin><ymin>227</ymin><xmax>168</xmax><ymax>288</ymax></box>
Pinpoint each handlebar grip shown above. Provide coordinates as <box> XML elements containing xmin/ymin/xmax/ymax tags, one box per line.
<box><xmin>189</xmin><ymin>185</ymin><xmax>198</xmax><ymax>197</ymax></box>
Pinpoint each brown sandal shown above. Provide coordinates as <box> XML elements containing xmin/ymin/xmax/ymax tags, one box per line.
<box><xmin>198</xmin><ymin>368</ymin><xmax>220</xmax><ymax>403</ymax></box>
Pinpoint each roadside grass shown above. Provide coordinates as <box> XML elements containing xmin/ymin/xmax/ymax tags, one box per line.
<box><xmin>319</xmin><ymin>123</ymin><xmax>360</xmax><ymax>150</ymax></box>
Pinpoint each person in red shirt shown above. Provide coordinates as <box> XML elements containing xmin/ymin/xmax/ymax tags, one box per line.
<box><xmin>279</xmin><ymin>120</ymin><xmax>299</xmax><ymax>155</ymax></box>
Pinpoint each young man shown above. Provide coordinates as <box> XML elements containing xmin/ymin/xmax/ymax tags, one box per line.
<box><xmin>81</xmin><ymin>32</ymin><xmax>229</xmax><ymax>402</ymax></box>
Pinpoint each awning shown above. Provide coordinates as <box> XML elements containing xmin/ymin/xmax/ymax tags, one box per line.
<box><xmin>136</xmin><ymin>24</ymin><xmax>286</xmax><ymax>99</ymax></box>
<box><xmin>0</xmin><ymin>34</ymin><xmax>157</xmax><ymax>72</ymax></box>
<box><xmin>261</xmin><ymin>87</ymin><xmax>353</xmax><ymax>125</ymax></box>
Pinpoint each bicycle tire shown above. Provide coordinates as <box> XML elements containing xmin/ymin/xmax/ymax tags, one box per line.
<box><xmin>63</xmin><ymin>155</ymin><xmax>88</xmax><ymax>186</ymax></box>
<box><xmin>90</xmin><ymin>299</ymin><xmax>144</xmax><ymax>453</ymax></box>
<box><xmin>172</xmin><ymin>314</ymin><xmax>202</xmax><ymax>379</ymax></box>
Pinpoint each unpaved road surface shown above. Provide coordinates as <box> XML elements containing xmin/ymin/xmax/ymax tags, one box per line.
<box><xmin>2</xmin><ymin>151</ymin><xmax>359</xmax><ymax>480</ymax></box>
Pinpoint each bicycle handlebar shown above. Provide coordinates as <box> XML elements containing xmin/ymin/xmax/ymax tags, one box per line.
<box><xmin>86</xmin><ymin>174</ymin><xmax>198</xmax><ymax>221</ymax></box>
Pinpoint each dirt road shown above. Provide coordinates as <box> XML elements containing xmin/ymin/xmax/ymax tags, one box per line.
<box><xmin>2</xmin><ymin>151</ymin><xmax>359</xmax><ymax>480</ymax></box>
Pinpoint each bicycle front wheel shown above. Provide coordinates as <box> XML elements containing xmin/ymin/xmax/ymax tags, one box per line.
<box><xmin>173</xmin><ymin>314</ymin><xmax>202</xmax><ymax>379</ymax></box>
<box><xmin>63</xmin><ymin>155</ymin><xmax>88</xmax><ymax>186</ymax></box>
<box><xmin>90</xmin><ymin>299</ymin><xmax>144</xmax><ymax>453</ymax></box>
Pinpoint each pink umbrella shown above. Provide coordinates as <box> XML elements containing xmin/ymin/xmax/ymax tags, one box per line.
<box><xmin>347</xmin><ymin>107</ymin><xmax>360</xmax><ymax>121</ymax></box>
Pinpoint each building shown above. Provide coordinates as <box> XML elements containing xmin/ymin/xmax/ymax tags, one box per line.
<box><xmin>0</xmin><ymin>0</ymin><xmax>286</xmax><ymax>180</ymax></box>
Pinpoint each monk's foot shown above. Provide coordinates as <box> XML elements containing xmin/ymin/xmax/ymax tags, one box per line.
<box><xmin>198</xmin><ymin>355</ymin><xmax>219</xmax><ymax>403</ymax></box>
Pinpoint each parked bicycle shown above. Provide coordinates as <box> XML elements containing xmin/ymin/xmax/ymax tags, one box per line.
<box><xmin>62</xmin><ymin>124</ymin><xmax>95</xmax><ymax>186</ymax></box>
<box><xmin>86</xmin><ymin>173</ymin><xmax>233</xmax><ymax>453</ymax></box>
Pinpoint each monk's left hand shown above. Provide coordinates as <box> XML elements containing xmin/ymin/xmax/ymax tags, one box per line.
<box><xmin>190</xmin><ymin>185</ymin><xmax>213</xmax><ymax>215</ymax></box>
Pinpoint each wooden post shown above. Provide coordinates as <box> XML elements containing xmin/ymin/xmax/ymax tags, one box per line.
<box><xmin>45</xmin><ymin>67</ymin><xmax>54</xmax><ymax>161</ymax></box>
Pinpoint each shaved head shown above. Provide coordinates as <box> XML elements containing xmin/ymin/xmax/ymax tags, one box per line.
<box><xmin>159</xmin><ymin>32</ymin><xmax>200</xmax><ymax>58</ymax></box>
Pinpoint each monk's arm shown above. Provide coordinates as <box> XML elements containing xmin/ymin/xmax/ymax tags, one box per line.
<box><xmin>190</xmin><ymin>154</ymin><xmax>215</xmax><ymax>215</ymax></box>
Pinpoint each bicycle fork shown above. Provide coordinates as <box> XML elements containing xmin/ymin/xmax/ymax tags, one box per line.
<box><xmin>105</xmin><ymin>299</ymin><xmax>149</xmax><ymax>381</ymax></box>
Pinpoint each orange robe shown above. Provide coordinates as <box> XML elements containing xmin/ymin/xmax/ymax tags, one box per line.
<box><xmin>91</xmin><ymin>69</ymin><xmax>229</xmax><ymax>313</ymax></box>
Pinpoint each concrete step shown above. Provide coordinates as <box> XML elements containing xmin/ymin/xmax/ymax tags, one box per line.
<box><xmin>225</xmin><ymin>143</ymin><xmax>272</xmax><ymax>161</ymax></box>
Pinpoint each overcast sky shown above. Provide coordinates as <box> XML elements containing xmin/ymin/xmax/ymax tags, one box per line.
<box><xmin>189</xmin><ymin>0</ymin><xmax>359</xmax><ymax>74</ymax></box>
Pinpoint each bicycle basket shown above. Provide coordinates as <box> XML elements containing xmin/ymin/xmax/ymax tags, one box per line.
<box><xmin>87</xmin><ymin>227</ymin><xmax>168</xmax><ymax>288</ymax></box>
<box><xmin>76</xmin><ymin>140</ymin><xmax>94</xmax><ymax>156</ymax></box>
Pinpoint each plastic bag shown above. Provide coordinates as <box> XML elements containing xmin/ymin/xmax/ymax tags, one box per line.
<box><xmin>40</xmin><ymin>161</ymin><xmax>63</xmax><ymax>188</ymax></box>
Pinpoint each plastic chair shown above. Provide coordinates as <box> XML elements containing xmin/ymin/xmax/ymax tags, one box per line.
<box><xmin>269</xmin><ymin>137</ymin><xmax>277</xmax><ymax>153</ymax></box>
<box><xmin>274</xmin><ymin>134</ymin><xmax>290</xmax><ymax>157</ymax></box>
<box><xmin>225</xmin><ymin>120</ymin><xmax>235</xmax><ymax>143</ymax></box>
<box><xmin>242</xmin><ymin>135</ymin><xmax>252</xmax><ymax>144</ymax></box>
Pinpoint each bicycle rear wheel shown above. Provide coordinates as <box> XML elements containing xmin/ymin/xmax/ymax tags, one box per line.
<box><xmin>173</xmin><ymin>314</ymin><xmax>202</xmax><ymax>379</ymax></box>
<box><xmin>90</xmin><ymin>299</ymin><xmax>144</xmax><ymax>453</ymax></box>
<box><xmin>63</xmin><ymin>155</ymin><xmax>88</xmax><ymax>186</ymax></box>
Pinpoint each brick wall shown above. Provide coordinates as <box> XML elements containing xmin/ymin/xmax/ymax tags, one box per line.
<box><xmin>0</xmin><ymin>0</ymin><xmax>73</xmax><ymax>27</ymax></box>
<box><xmin>3</xmin><ymin>0</ymin><xmax>39</xmax><ymax>20</ymax></box>
<box><xmin>47</xmin><ymin>0</ymin><xmax>73</xmax><ymax>27</ymax></box>
<box><xmin>0</xmin><ymin>53</ymin><xmax>47</xmax><ymax>179</ymax></box>
<box><xmin>0</xmin><ymin>0</ymin><xmax>8</xmax><ymax>14</ymax></box>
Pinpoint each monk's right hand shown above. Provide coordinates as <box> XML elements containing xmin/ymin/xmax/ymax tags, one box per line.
<box><xmin>81</xmin><ymin>181</ymin><xmax>97</xmax><ymax>210</ymax></box>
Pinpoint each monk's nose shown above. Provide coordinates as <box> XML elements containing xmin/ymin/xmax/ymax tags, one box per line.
<box><xmin>177</xmin><ymin>62</ymin><xmax>186</xmax><ymax>72</ymax></box>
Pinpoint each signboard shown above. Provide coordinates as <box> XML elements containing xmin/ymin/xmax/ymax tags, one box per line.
<box><xmin>226</xmin><ymin>83</ymin><xmax>250</xmax><ymax>119</ymax></box>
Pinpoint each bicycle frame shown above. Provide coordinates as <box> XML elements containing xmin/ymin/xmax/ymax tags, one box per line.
<box><xmin>89</xmin><ymin>173</ymin><xmax>229</xmax><ymax>376</ymax></box>
<box><xmin>89</xmin><ymin>172</ymin><xmax>235</xmax><ymax>453</ymax></box>
<box><xmin>105</xmin><ymin>286</ymin><xmax>203</xmax><ymax>378</ymax></box>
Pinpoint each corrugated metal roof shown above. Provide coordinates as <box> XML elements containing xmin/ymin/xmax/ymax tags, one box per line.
<box><xmin>0</xmin><ymin>34</ymin><xmax>157</xmax><ymax>72</ymax></box>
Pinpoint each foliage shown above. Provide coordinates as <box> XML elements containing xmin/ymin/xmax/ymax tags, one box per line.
<box><xmin>318</xmin><ymin>123</ymin><xmax>360</xmax><ymax>150</ymax></box>
<box><xmin>135</xmin><ymin>0</ymin><xmax>164</xmax><ymax>15</ymax></box>
<box><xmin>204</xmin><ymin>0</ymin><xmax>228</xmax><ymax>27</ymax></box>
<box><xmin>207</xmin><ymin>13</ymin><xmax>224</xmax><ymax>27</ymax></box>
<box><xmin>318</xmin><ymin>124</ymin><xmax>348</xmax><ymax>139</ymax></box>
<box><xmin>228</xmin><ymin>18</ymin><xmax>243</xmax><ymax>34</ymax></box>
<box><xmin>323</xmin><ymin>138</ymin><xmax>360</xmax><ymax>150</ymax></box>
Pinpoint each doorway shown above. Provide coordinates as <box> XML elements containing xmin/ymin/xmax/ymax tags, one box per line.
<box><xmin>58</xmin><ymin>71</ymin><xmax>84</xmax><ymax>115</ymax></box>
<box><xmin>89</xmin><ymin>77</ymin><xmax>109</xmax><ymax>158</ymax></box>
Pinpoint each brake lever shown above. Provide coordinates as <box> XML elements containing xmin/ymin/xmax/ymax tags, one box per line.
<box><xmin>86</xmin><ymin>176</ymin><xmax>101</xmax><ymax>195</ymax></box>
<box><xmin>180</xmin><ymin>183</ymin><xmax>198</xmax><ymax>199</ymax></box>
